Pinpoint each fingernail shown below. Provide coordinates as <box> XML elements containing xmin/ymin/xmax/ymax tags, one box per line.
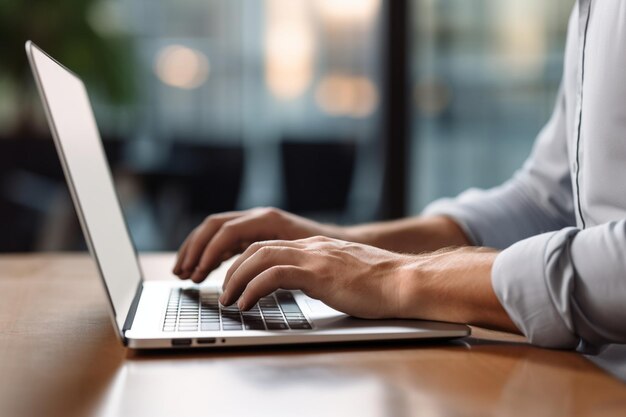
<box><xmin>219</xmin><ymin>293</ymin><xmax>229</xmax><ymax>305</ymax></box>
<box><xmin>237</xmin><ymin>299</ymin><xmax>245</xmax><ymax>310</ymax></box>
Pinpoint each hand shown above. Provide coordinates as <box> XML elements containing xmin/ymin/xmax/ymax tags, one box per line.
<box><xmin>220</xmin><ymin>241</ymin><xmax>519</xmax><ymax>334</ymax></box>
<box><xmin>173</xmin><ymin>207</ymin><xmax>347</xmax><ymax>283</ymax></box>
<box><xmin>219</xmin><ymin>236</ymin><xmax>412</xmax><ymax>319</ymax></box>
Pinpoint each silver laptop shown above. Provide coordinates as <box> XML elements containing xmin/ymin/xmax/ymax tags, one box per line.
<box><xmin>26</xmin><ymin>41</ymin><xmax>470</xmax><ymax>349</ymax></box>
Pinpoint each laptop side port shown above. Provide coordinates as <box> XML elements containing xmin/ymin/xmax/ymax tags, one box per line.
<box><xmin>171</xmin><ymin>338</ymin><xmax>192</xmax><ymax>346</ymax></box>
<box><xmin>197</xmin><ymin>338</ymin><xmax>217</xmax><ymax>345</ymax></box>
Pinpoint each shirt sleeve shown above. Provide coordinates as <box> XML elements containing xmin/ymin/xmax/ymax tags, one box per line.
<box><xmin>493</xmin><ymin>223</ymin><xmax>626</xmax><ymax>350</ymax></box>
<box><xmin>423</xmin><ymin>84</ymin><xmax>626</xmax><ymax>350</ymax></box>
<box><xmin>422</xmin><ymin>84</ymin><xmax>576</xmax><ymax>249</ymax></box>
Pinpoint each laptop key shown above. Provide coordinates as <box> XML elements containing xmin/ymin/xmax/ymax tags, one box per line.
<box><xmin>288</xmin><ymin>322</ymin><xmax>312</xmax><ymax>330</ymax></box>
<box><xmin>285</xmin><ymin>314</ymin><xmax>305</xmax><ymax>321</ymax></box>
<box><xmin>164</xmin><ymin>289</ymin><xmax>312</xmax><ymax>333</ymax></box>
<box><xmin>264</xmin><ymin>319</ymin><xmax>286</xmax><ymax>324</ymax></box>
<box><xmin>287</xmin><ymin>318</ymin><xmax>309</xmax><ymax>323</ymax></box>
<box><xmin>178</xmin><ymin>327</ymin><xmax>198</xmax><ymax>332</ymax></box>
<box><xmin>266</xmin><ymin>322</ymin><xmax>288</xmax><ymax>330</ymax></box>
<box><xmin>244</xmin><ymin>322</ymin><xmax>266</xmax><ymax>330</ymax></box>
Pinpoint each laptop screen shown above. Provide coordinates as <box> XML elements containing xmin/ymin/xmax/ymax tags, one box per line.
<box><xmin>27</xmin><ymin>43</ymin><xmax>142</xmax><ymax>333</ymax></box>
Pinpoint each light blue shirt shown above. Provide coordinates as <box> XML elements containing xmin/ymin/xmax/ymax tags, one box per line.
<box><xmin>423</xmin><ymin>0</ymin><xmax>626</xmax><ymax>350</ymax></box>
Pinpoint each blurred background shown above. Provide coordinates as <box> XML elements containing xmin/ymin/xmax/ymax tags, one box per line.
<box><xmin>0</xmin><ymin>0</ymin><xmax>573</xmax><ymax>252</ymax></box>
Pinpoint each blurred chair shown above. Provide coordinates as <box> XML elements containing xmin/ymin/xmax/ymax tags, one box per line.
<box><xmin>280</xmin><ymin>139</ymin><xmax>356</xmax><ymax>220</ymax></box>
<box><xmin>138</xmin><ymin>141</ymin><xmax>245</xmax><ymax>247</ymax></box>
<box><xmin>0</xmin><ymin>138</ymin><xmax>66</xmax><ymax>251</ymax></box>
<box><xmin>0</xmin><ymin>137</ymin><xmax>129</xmax><ymax>251</ymax></box>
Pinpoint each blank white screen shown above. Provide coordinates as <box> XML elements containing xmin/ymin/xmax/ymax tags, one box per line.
<box><xmin>29</xmin><ymin>44</ymin><xmax>141</xmax><ymax>331</ymax></box>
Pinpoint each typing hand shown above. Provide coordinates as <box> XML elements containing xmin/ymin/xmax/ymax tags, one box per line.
<box><xmin>218</xmin><ymin>236</ymin><xmax>410</xmax><ymax>319</ymax></box>
<box><xmin>173</xmin><ymin>207</ymin><xmax>346</xmax><ymax>283</ymax></box>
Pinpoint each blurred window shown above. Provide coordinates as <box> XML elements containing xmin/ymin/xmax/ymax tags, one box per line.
<box><xmin>409</xmin><ymin>0</ymin><xmax>573</xmax><ymax>212</ymax></box>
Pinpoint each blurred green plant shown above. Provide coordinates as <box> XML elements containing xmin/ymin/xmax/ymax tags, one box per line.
<box><xmin>0</xmin><ymin>0</ymin><xmax>134</xmax><ymax>135</ymax></box>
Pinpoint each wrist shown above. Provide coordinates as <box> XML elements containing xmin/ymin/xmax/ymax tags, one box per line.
<box><xmin>394</xmin><ymin>252</ymin><xmax>442</xmax><ymax>320</ymax></box>
<box><xmin>394</xmin><ymin>247</ymin><xmax>505</xmax><ymax>326</ymax></box>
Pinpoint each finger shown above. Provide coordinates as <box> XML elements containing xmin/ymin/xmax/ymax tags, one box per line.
<box><xmin>176</xmin><ymin>230</ymin><xmax>201</xmax><ymax>279</ymax></box>
<box><xmin>220</xmin><ymin>246</ymin><xmax>307</xmax><ymax>305</ymax></box>
<box><xmin>180</xmin><ymin>212</ymin><xmax>243</xmax><ymax>276</ymax></box>
<box><xmin>188</xmin><ymin>213</ymin><xmax>286</xmax><ymax>283</ymax></box>
<box><xmin>173</xmin><ymin>233</ymin><xmax>193</xmax><ymax>276</ymax></box>
<box><xmin>222</xmin><ymin>240</ymin><xmax>304</xmax><ymax>290</ymax></box>
<box><xmin>237</xmin><ymin>266</ymin><xmax>311</xmax><ymax>310</ymax></box>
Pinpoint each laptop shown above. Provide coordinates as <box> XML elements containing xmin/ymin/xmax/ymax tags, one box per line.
<box><xmin>26</xmin><ymin>41</ymin><xmax>470</xmax><ymax>349</ymax></box>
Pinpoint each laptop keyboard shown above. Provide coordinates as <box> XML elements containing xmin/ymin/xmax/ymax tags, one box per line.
<box><xmin>163</xmin><ymin>289</ymin><xmax>312</xmax><ymax>332</ymax></box>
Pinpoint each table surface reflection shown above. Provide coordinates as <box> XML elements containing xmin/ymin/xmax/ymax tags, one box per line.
<box><xmin>0</xmin><ymin>253</ymin><xmax>624</xmax><ymax>417</ymax></box>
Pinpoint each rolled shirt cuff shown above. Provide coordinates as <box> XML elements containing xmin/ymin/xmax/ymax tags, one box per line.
<box><xmin>421</xmin><ymin>197</ymin><xmax>485</xmax><ymax>246</ymax></box>
<box><xmin>491</xmin><ymin>230</ymin><xmax>579</xmax><ymax>349</ymax></box>
<box><xmin>421</xmin><ymin>186</ymin><xmax>541</xmax><ymax>249</ymax></box>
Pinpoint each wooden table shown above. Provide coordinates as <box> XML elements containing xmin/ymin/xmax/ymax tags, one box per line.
<box><xmin>1</xmin><ymin>253</ymin><xmax>625</xmax><ymax>417</ymax></box>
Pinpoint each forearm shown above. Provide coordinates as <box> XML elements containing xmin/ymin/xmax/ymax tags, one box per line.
<box><xmin>395</xmin><ymin>247</ymin><xmax>519</xmax><ymax>333</ymax></box>
<box><xmin>343</xmin><ymin>215</ymin><xmax>472</xmax><ymax>254</ymax></box>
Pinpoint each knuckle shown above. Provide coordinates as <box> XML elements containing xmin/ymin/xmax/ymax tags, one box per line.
<box><xmin>261</xmin><ymin>207</ymin><xmax>282</xmax><ymax>219</ymax></box>
<box><xmin>256</xmin><ymin>246</ymin><xmax>275</xmax><ymax>258</ymax></box>
<box><xmin>303</xmin><ymin>235</ymin><xmax>330</xmax><ymax>248</ymax></box>
<box><xmin>219</xmin><ymin>221</ymin><xmax>238</xmax><ymax>237</ymax></box>
<box><xmin>266</xmin><ymin>265</ymin><xmax>288</xmax><ymax>281</ymax></box>
<box><xmin>186</xmin><ymin>228</ymin><xmax>200</xmax><ymax>244</ymax></box>
<box><xmin>249</xmin><ymin>241</ymin><xmax>264</xmax><ymax>252</ymax></box>
<box><xmin>203</xmin><ymin>214</ymin><xmax>217</xmax><ymax>225</ymax></box>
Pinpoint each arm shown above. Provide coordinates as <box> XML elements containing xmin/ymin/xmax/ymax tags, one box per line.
<box><xmin>218</xmin><ymin>236</ymin><xmax>519</xmax><ymax>334</ymax></box>
<box><xmin>398</xmin><ymin>247</ymin><xmax>518</xmax><ymax>333</ymax></box>
<box><xmin>173</xmin><ymin>207</ymin><xmax>471</xmax><ymax>283</ymax></box>
<box><xmin>217</xmin><ymin>216</ymin><xmax>626</xmax><ymax>350</ymax></box>
<box><xmin>217</xmin><ymin>220</ymin><xmax>626</xmax><ymax>350</ymax></box>
<box><xmin>344</xmin><ymin>215</ymin><xmax>471</xmax><ymax>253</ymax></box>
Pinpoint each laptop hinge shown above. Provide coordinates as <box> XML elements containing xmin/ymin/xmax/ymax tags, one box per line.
<box><xmin>122</xmin><ymin>281</ymin><xmax>144</xmax><ymax>344</ymax></box>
